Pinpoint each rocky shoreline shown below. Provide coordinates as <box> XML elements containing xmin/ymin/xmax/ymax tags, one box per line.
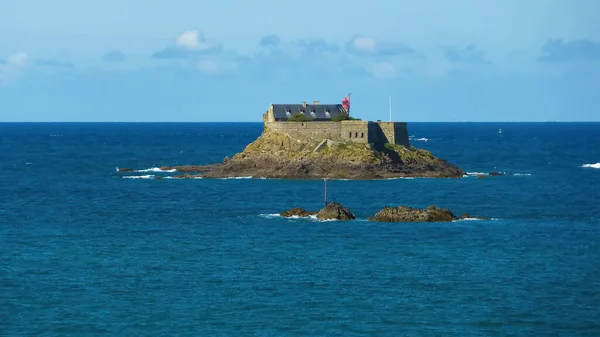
<box><xmin>278</xmin><ymin>202</ymin><xmax>488</xmax><ymax>222</ymax></box>
<box><xmin>117</xmin><ymin>126</ymin><xmax>468</xmax><ymax>179</ymax></box>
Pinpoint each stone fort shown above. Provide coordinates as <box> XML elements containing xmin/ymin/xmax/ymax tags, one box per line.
<box><xmin>262</xmin><ymin>100</ymin><xmax>410</xmax><ymax>148</ymax></box>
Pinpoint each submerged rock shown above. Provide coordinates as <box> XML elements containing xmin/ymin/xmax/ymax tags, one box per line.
<box><xmin>368</xmin><ymin>205</ymin><xmax>458</xmax><ymax>222</ymax></box>
<box><xmin>316</xmin><ymin>202</ymin><xmax>355</xmax><ymax>220</ymax></box>
<box><xmin>460</xmin><ymin>213</ymin><xmax>489</xmax><ymax>220</ymax></box>
<box><xmin>118</xmin><ymin>167</ymin><xmax>134</xmax><ymax>172</ymax></box>
<box><xmin>280</xmin><ymin>207</ymin><xmax>317</xmax><ymax>218</ymax></box>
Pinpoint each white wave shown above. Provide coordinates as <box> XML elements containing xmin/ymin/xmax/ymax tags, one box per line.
<box><xmin>466</xmin><ymin>172</ymin><xmax>488</xmax><ymax>176</ymax></box>
<box><xmin>385</xmin><ymin>177</ymin><xmax>415</xmax><ymax>180</ymax></box>
<box><xmin>135</xmin><ymin>167</ymin><xmax>176</xmax><ymax>173</ymax></box>
<box><xmin>163</xmin><ymin>176</ymin><xmax>202</xmax><ymax>179</ymax></box>
<box><xmin>454</xmin><ymin>217</ymin><xmax>500</xmax><ymax>222</ymax></box>
<box><xmin>218</xmin><ymin>176</ymin><xmax>253</xmax><ymax>179</ymax></box>
<box><xmin>413</xmin><ymin>137</ymin><xmax>429</xmax><ymax>142</ymax></box>
<box><xmin>465</xmin><ymin>172</ymin><xmax>532</xmax><ymax>177</ymax></box>
<box><xmin>258</xmin><ymin>213</ymin><xmax>354</xmax><ymax>222</ymax></box>
<box><xmin>123</xmin><ymin>175</ymin><xmax>155</xmax><ymax>179</ymax></box>
<box><xmin>582</xmin><ymin>163</ymin><xmax>600</xmax><ymax>169</ymax></box>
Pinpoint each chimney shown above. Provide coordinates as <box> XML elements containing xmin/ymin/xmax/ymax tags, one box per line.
<box><xmin>313</xmin><ymin>100</ymin><xmax>319</xmax><ymax>104</ymax></box>
<box><xmin>302</xmin><ymin>101</ymin><xmax>307</xmax><ymax>108</ymax></box>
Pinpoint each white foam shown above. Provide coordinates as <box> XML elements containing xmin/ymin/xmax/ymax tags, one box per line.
<box><xmin>413</xmin><ymin>137</ymin><xmax>429</xmax><ymax>142</ymax></box>
<box><xmin>466</xmin><ymin>172</ymin><xmax>488</xmax><ymax>176</ymax></box>
<box><xmin>385</xmin><ymin>177</ymin><xmax>415</xmax><ymax>180</ymax></box>
<box><xmin>135</xmin><ymin>167</ymin><xmax>176</xmax><ymax>173</ymax></box>
<box><xmin>513</xmin><ymin>173</ymin><xmax>532</xmax><ymax>176</ymax></box>
<box><xmin>123</xmin><ymin>175</ymin><xmax>155</xmax><ymax>179</ymax></box>
<box><xmin>259</xmin><ymin>213</ymin><xmax>353</xmax><ymax>222</ymax></box>
<box><xmin>218</xmin><ymin>176</ymin><xmax>253</xmax><ymax>179</ymax></box>
<box><xmin>582</xmin><ymin>163</ymin><xmax>600</xmax><ymax>169</ymax></box>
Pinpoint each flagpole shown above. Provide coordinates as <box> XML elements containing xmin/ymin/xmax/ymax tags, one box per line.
<box><xmin>324</xmin><ymin>177</ymin><xmax>328</xmax><ymax>207</ymax></box>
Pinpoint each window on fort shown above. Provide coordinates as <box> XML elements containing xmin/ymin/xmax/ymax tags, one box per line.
<box><xmin>355</xmin><ymin>132</ymin><xmax>358</xmax><ymax>138</ymax></box>
<box><xmin>349</xmin><ymin>132</ymin><xmax>352</xmax><ymax>138</ymax></box>
<box><xmin>361</xmin><ymin>132</ymin><xmax>364</xmax><ymax>138</ymax></box>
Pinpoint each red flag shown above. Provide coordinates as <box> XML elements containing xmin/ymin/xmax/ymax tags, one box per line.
<box><xmin>342</xmin><ymin>96</ymin><xmax>350</xmax><ymax>111</ymax></box>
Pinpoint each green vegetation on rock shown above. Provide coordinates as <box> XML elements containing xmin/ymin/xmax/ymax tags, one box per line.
<box><xmin>288</xmin><ymin>113</ymin><xmax>314</xmax><ymax>122</ymax></box>
<box><xmin>332</xmin><ymin>113</ymin><xmax>360</xmax><ymax>122</ymax></box>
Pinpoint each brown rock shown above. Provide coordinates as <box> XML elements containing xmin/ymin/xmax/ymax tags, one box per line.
<box><xmin>316</xmin><ymin>202</ymin><xmax>355</xmax><ymax>220</ymax></box>
<box><xmin>118</xmin><ymin>167</ymin><xmax>134</xmax><ymax>172</ymax></box>
<box><xmin>280</xmin><ymin>208</ymin><xmax>317</xmax><ymax>218</ymax></box>
<box><xmin>368</xmin><ymin>205</ymin><xmax>458</xmax><ymax>222</ymax></box>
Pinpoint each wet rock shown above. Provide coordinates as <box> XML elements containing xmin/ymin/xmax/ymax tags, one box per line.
<box><xmin>280</xmin><ymin>208</ymin><xmax>316</xmax><ymax>218</ymax></box>
<box><xmin>118</xmin><ymin>167</ymin><xmax>134</xmax><ymax>172</ymax></box>
<box><xmin>460</xmin><ymin>213</ymin><xmax>489</xmax><ymax>220</ymax></box>
<box><xmin>477</xmin><ymin>174</ymin><xmax>487</xmax><ymax>179</ymax></box>
<box><xmin>368</xmin><ymin>205</ymin><xmax>458</xmax><ymax>222</ymax></box>
<box><xmin>316</xmin><ymin>202</ymin><xmax>355</xmax><ymax>220</ymax></box>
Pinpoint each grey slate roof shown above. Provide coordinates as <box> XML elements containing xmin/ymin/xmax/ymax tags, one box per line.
<box><xmin>272</xmin><ymin>104</ymin><xmax>347</xmax><ymax>121</ymax></box>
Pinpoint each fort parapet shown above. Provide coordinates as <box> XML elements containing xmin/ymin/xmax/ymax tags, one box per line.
<box><xmin>262</xmin><ymin>102</ymin><xmax>410</xmax><ymax>147</ymax></box>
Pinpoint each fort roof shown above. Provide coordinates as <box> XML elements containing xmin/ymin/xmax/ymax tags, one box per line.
<box><xmin>271</xmin><ymin>101</ymin><xmax>347</xmax><ymax>121</ymax></box>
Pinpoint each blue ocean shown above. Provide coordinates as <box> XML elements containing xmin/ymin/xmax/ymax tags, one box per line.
<box><xmin>1</xmin><ymin>122</ymin><xmax>599</xmax><ymax>336</ymax></box>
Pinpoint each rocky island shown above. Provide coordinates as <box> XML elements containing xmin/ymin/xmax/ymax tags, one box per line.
<box><xmin>279</xmin><ymin>202</ymin><xmax>488</xmax><ymax>222</ymax></box>
<box><xmin>119</xmin><ymin>99</ymin><xmax>465</xmax><ymax>179</ymax></box>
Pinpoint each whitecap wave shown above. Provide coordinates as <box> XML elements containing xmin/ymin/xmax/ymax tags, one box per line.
<box><xmin>135</xmin><ymin>167</ymin><xmax>176</xmax><ymax>173</ymax></box>
<box><xmin>582</xmin><ymin>163</ymin><xmax>600</xmax><ymax>169</ymax></box>
<box><xmin>123</xmin><ymin>175</ymin><xmax>155</xmax><ymax>179</ymax></box>
<box><xmin>259</xmin><ymin>213</ymin><xmax>354</xmax><ymax>222</ymax></box>
<box><xmin>218</xmin><ymin>176</ymin><xmax>253</xmax><ymax>179</ymax></box>
<box><xmin>464</xmin><ymin>172</ymin><xmax>532</xmax><ymax>177</ymax></box>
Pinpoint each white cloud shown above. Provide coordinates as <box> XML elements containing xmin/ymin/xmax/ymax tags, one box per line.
<box><xmin>352</xmin><ymin>37</ymin><xmax>377</xmax><ymax>54</ymax></box>
<box><xmin>0</xmin><ymin>52</ymin><xmax>28</xmax><ymax>85</ymax></box>
<box><xmin>372</xmin><ymin>62</ymin><xmax>396</xmax><ymax>79</ymax></box>
<box><xmin>175</xmin><ymin>30</ymin><xmax>220</xmax><ymax>51</ymax></box>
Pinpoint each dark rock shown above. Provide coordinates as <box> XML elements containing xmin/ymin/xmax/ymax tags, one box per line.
<box><xmin>173</xmin><ymin>173</ymin><xmax>204</xmax><ymax>179</ymax></box>
<box><xmin>280</xmin><ymin>207</ymin><xmax>316</xmax><ymax>218</ymax></box>
<box><xmin>316</xmin><ymin>202</ymin><xmax>355</xmax><ymax>220</ymax></box>
<box><xmin>460</xmin><ymin>213</ymin><xmax>489</xmax><ymax>220</ymax></box>
<box><xmin>489</xmin><ymin>172</ymin><xmax>506</xmax><ymax>176</ymax></box>
<box><xmin>477</xmin><ymin>174</ymin><xmax>487</xmax><ymax>179</ymax></box>
<box><xmin>368</xmin><ymin>205</ymin><xmax>458</xmax><ymax>222</ymax></box>
<box><xmin>118</xmin><ymin>167</ymin><xmax>134</xmax><ymax>172</ymax></box>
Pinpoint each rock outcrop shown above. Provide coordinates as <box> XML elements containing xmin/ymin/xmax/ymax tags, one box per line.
<box><xmin>158</xmin><ymin>128</ymin><xmax>465</xmax><ymax>179</ymax></box>
<box><xmin>280</xmin><ymin>208</ymin><xmax>316</xmax><ymax>218</ymax></box>
<box><xmin>316</xmin><ymin>202</ymin><xmax>355</xmax><ymax>220</ymax></box>
<box><xmin>368</xmin><ymin>205</ymin><xmax>456</xmax><ymax>222</ymax></box>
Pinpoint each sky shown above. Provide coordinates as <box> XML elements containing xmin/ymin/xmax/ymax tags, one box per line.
<box><xmin>1</xmin><ymin>0</ymin><xmax>599</xmax><ymax>122</ymax></box>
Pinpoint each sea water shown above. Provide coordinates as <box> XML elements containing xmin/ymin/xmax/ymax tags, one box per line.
<box><xmin>1</xmin><ymin>122</ymin><xmax>599</xmax><ymax>335</ymax></box>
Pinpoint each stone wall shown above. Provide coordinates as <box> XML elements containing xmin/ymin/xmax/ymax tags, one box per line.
<box><xmin>377</xmin><ymin>122</ymin><xmax>410</xmax><ymax>147</ymax></box>
<box><xmin>265</xmin><ymin>121</ymin><xmax>342</xmax><ymax>142</ymax></box>
<box><xmin>340</xmin><ymin>120</ymin><xmax>370</xmax><ymax>144</ymax></box>
<box><xmin>264</xmin><ymin>119</ymin><xmax>410</xmax><ymax>147</ymax></box>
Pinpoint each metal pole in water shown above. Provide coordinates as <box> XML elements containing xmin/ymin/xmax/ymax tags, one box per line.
<box><xmin>324</xmin><ymin>177</ymin><xmax>328</xmax><ymax>207</ymax></box>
